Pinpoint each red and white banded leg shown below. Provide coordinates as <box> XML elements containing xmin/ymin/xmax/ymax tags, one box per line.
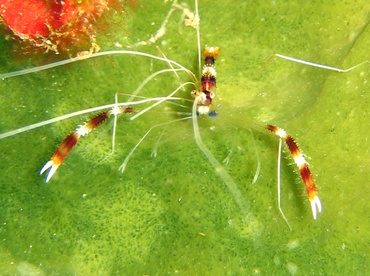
<box><xmin>40</xmin><ymin>107</ymin><xmax>133</xmax><ymax>182</ymax></box>
<box><xmin>267</xmin><ymin>124</ymin><xmax>322</xmax><ymax>220</ymax></box>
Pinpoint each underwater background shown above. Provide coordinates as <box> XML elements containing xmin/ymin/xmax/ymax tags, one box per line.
<box><xmin>0</xmin><ymin>0</ymin><xmax>369</xmax><ymax>274</ymax></box>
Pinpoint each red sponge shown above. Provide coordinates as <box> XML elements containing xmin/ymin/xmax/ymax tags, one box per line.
<box><xmin>0</xmin><ymin>0</ymin><xmax>128</xmax><ymax>54</ymax></box>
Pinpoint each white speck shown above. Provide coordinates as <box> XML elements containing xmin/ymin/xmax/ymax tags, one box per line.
<box><xmin>287</xmin><ymin>262</ymin><xmax>298</xmax><ymax>275</ymax></box>
<box><xmin>253</xmin><ymin>268</ymin><xmax>261</xmax><ymax>274</ymax></box>
<box><xmin>114</xmin><ymin>42</ymin><xmax>122</xmax><ymax>48</ymax></box>
<box><xmin>286</xmin><ymin>239</ymin><xmax>300</xmax><ymax>250</ymax></box>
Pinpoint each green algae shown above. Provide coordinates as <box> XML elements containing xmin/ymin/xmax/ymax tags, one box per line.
<box><xmin>0</xmin><ymin>0</ymin><xmax>369</xmax><ymax>274</ymax></box>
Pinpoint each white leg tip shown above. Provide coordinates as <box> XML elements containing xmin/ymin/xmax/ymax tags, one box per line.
<box><xmin>40</xmin><ymin>161</ymin><xmax>59</xmax><ymax>182</ymax></box>
<box><xmin>310</xmin><ymin>196</ymin><xmax>322</xmax><ymax>220</ymax></box>
<box><xmin>40</xmin><ymin>161</ymin><xmax>53</xmax><ymax>175</ymax></box>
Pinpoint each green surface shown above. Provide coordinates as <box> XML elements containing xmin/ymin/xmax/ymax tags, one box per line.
<box><xmin>0</xmin><ymin>0</ymin><xmax>369</xmax><ymax>274</ymax></box>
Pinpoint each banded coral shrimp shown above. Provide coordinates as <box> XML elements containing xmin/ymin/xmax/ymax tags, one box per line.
<box><xmin>0</xmin><ymin>0</ymin><xmax>369</xmax><ymax>274</ymax></box>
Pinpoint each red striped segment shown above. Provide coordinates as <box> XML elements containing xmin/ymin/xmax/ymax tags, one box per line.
<box><xmin>40</xmin><ymin>107</ymin><xmax>133</xmax><ymax>182</ymax></box>
<box><xmin>266</xmin><ymin>124</ymin><xmax>322</xmax><ymax>219</ymax></box>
